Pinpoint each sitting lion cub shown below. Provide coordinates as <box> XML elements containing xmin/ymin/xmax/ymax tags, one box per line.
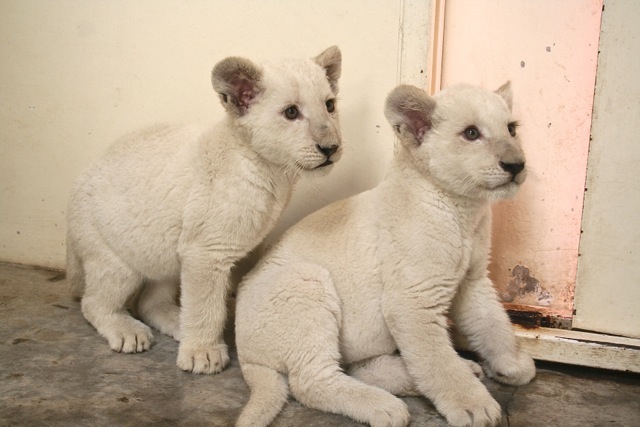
<box><xmin>235</xmin><ymin>82</ymin><xmax>536</xmax><ymax>426</ymax></box>
<box><xmin>66</xmin><ymin>46</ymin><xmax>343</xmax><ymax>374</ymax></box>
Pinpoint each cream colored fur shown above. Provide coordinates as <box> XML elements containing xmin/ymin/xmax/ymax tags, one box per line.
<box><xmin>66</xmin><ymin>46</ymin><xmax>343</xmax><ymax>374</ymax></box>
<box><xmin>235</xmin><ymin>83</ymin><xmax>536</xmax><ymax>426</ymax></box>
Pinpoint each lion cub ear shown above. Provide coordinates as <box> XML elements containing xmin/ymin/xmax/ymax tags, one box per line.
<box><xmin>314</xmin><ymin>45</ymin><xmax>342</xmax><ymax>94</ymax></box>
<box><xmin>384</xmin><ymin>85</ymin><xmax>436</xmax><ymax>146</ymax></box>
<box><xmin>495</xmin><ymin>81</ymin><xmax>513</xmax><ymax>111</ymax></box>
<box><xmin>211</xmin><ymin>57</ymin><xmax>264</xmax><ymax>116</ymax></box>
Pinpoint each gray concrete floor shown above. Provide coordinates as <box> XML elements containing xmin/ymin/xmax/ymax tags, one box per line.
<box><xmin>1</xmin><ymin>262</ymin><xmax>639</xmax><ymax>427</ymax></box>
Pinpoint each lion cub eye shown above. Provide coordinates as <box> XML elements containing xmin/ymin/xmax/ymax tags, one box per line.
<box><xmin>508</xmin><ymin>122</ymin><xmax>518</xmax><ymax>137</ymax></box>
<box><xmin>284</xmin><ymin>106</ymin><xmax>299</xmax><ymax>120</ymax></box>
<box><xmin>326</xmin><ymin>99</ymin><xmax>336</xmax><ymax>113</ymax></box>
<box><xmin>462</xmin><ymin>126</ymin><xmax>481</xmax><ymax>141</ymax></box>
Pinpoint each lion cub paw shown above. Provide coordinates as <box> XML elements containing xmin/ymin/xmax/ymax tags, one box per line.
<box><xmin>370</xmin><ymin>397</ymin><xmax>410</xmax><ymax>427</ymax></box>
<box><xmin>106</xmin><ymin>320</ymin><xmax>154</xmax><ymax>353</ymax></box>
<box><xmin>484</xmin><ymin>351</ymin><xmax>536</xmax><ymax>386</ymax></box>
<box><xmin>177</xmin><ymin>342</ymin><xmax>230</xmax><ymax>374</ymax></box>
<box><xmin>463</xmin><ymin>358</ymin><xmax>484</xmax><ymax>379</ymax></box>
<box><xmin>438</xmin><ymin>385</ymin><xmax>501</xmax><ymax>427</ymax></box>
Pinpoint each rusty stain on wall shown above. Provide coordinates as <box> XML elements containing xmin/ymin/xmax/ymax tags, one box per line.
<box><xmin>500</xmin><ymin>265</ymin><xmax>553</xmax><ymax>307</ymax></box>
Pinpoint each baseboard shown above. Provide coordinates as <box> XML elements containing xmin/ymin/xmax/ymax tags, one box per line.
<box><xmin>514</xmin><ymin>325</ymin><xmax>640</xmax><ymax>373</ymax></box>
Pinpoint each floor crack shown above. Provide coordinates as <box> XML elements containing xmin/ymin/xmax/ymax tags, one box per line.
<box><xmin>503</xmin><ymin>386</ymin><xmax>519</xmax><ymax>427</ymax></box>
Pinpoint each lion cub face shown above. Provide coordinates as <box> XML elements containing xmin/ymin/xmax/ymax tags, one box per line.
<box><xmin>385</xmin><ymin>82</ymin><xmax>526</xmax><ymax>200</ymax></box>
<box><xmin>212</xmin><ymin>46</ymin><xmax>342</xmax><ymax>175</ymax></box>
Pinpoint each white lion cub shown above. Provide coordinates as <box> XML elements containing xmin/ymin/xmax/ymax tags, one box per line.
<box><xmin>66</xmin><ymin>46</ymin><xmax>343</xmax><ymax>374</ymax></box>
<box><xmin>235</xmin><ymin>83</ymin><xmax>536</xmax><ymax>426</ymax></box>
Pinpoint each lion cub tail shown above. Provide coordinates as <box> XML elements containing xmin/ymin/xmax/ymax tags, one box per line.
<box><xmin>66</xmin><ymin>237</ymin><xmax>85</xmax><ymax>300</ymax></box>
<box><xmin>236</xmin><ymin>363</ymin><xmax>289</xmax><ymax>427</ymax></box>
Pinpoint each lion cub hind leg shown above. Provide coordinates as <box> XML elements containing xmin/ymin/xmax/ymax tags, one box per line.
<box><xmin>347</xmin><ymin>354</ymin><xmax>419</xmax><ymax>397</ymax></box>
<box><xmin>81</xmin><ymin>256</ymin><xmax>153</xmax><ymax>353</ymax></box>
<box><xmin>348</xmin><ymin>354</ymin><xmax>483</xmax><ymax>398</ymax></box>
<box><xmin>463</xmin><ymin>358</ymin><xmax>485</xmax><ymax>379</ymax></box>
<box><xmin>135</xmin><ymin>280</ymin><xmax>181</xmax><ymax>340</ymax></box>
<box><xmin>290</xmin><ymin>362</ymin><xmax>410</xmax><ymax>427</ymax></box>
<box><xmin>237</xmin><ymin>264</ymin><xmax>410</xmax><ymax>427</ymax></box>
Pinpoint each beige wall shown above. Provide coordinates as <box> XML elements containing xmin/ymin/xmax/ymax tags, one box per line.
<box><xmin>1</xmin><ymin>0</ymin><xmax>416</xmax><ymax>268</ymax></box>
<box><xmin>2</xmin><ymin>1</ymin><xmax>615</xmax><ymax>328</ymax></box>
<box><xmin>441</xmin><ymin>0</ymin><xmax>603</xmax><ymax>318</ymax></box>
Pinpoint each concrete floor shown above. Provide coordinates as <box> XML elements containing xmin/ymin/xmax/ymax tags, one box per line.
<box><xmin>1</xmin><ymin>262</ymin><xmax>639</xmax><ymax>427</ymax></box>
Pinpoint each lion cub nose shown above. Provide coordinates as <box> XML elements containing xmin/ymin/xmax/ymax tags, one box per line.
<box><xmin>499</xmin><ymin>161</ymin><xmax>525</xmax><ymax>177</ymax></box>
<box><xmin>316</xmin><ymin>144</ymin><xmax>339</xmax><ymax>158</ymax></box>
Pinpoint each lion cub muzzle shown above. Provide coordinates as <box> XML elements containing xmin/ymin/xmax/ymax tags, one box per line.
<box><xmin>311</xmin><ymin>122</ymin><xmax>342</xmax><ymax>168</ymax></box>
<box><xmin>496</xmin><ymin>138</ymin><xmax>527</xmax><ymax>185</ymax></box>
<box><xmin>499</xmin><ymin>160</ymin><xmax>525</xmax><ymax>181</ymax></box>
<box><xmin>314</xmin><ymin>143</ymin><xmax>340</xmax><ymax>168</ymax></box>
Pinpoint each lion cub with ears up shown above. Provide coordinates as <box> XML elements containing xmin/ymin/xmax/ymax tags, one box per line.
<box><xmin>66</xmin><ymin>46</ymin><xmax>342</xmax><ymax>374</ymax></box>
<box><xmin>235</xmin><ymin>82</ymin><xmax>536</xmax><ymax>426</ymax></box>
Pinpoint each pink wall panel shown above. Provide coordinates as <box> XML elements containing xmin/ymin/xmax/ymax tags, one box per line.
<box><xmin>441</xmin><ymin>0</ymin><xmax>603</xmax><ymax>318</ymax></box>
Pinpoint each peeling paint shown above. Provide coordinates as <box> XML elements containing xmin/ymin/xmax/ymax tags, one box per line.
<box><xmin>500</xmin><ymin>265</ymin><xmax>553</xmax><ymax>307</ymax></box>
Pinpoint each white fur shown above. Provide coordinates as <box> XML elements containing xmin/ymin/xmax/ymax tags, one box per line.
<box><xmin>66</xmin><ymin>46</ymin><xmax>343</xmax><ymax>374</ymax></box>
<box><xmin>235</xmin><ymin>83</ymin><xmax>536</xmax><ymax>426</ymax></box>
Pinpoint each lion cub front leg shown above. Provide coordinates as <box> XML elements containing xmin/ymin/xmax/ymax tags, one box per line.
<box><xmin>384</xmin><ymin>295</ymin><xmax>502</xmax><ymax>427</ymax></box>
<box><xmin>451</xmin><ymin>275</ymin><xmax>535</xmax><ymax>386</ymax></box>
<box><xmin>176</xmin><ymin>250</ymin><xmax>231</xmax><ymax>374</ymax></box>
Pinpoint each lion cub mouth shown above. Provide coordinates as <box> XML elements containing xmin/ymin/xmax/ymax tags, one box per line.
<box><xmin>315</xmin><ymin>159</ymin><xmax>334</xmax><ymax>169</ymax></box>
